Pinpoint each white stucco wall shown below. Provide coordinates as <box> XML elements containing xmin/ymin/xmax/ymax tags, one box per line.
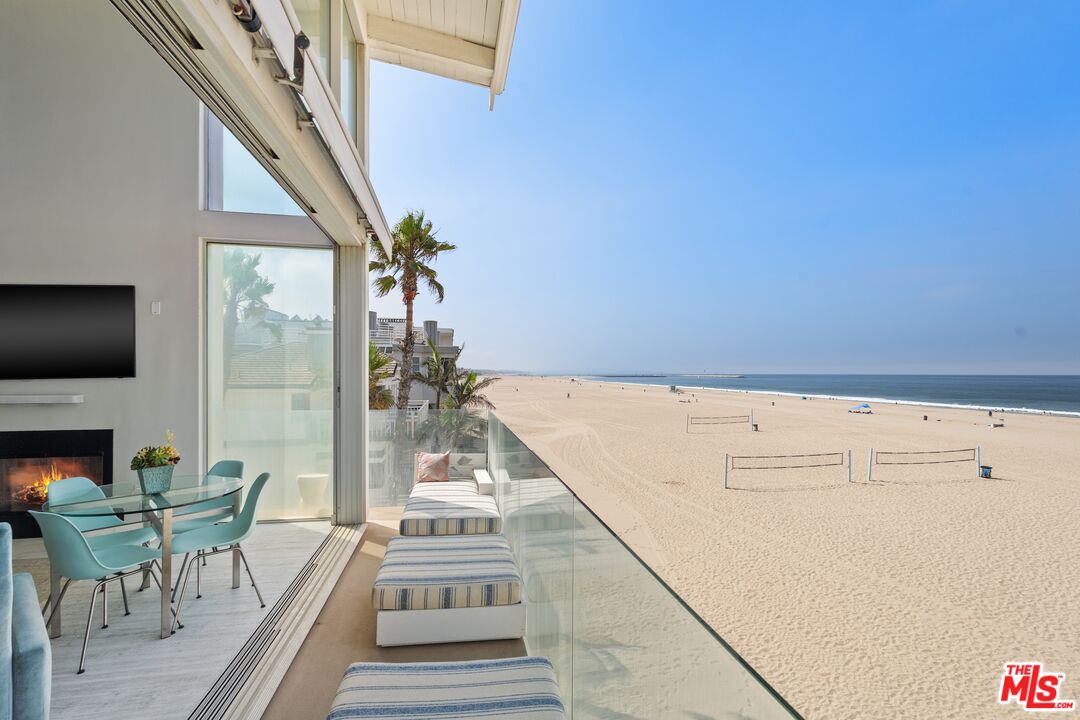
<box><xmin>0</xmin><ymin>1</ymin><xmax>329</xmax><ymax>477</ymax></box>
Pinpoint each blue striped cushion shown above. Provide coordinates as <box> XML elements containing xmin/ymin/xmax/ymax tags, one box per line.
<box><xmin>400</xmin><ymin>482</ymin><xmax>502</xmax><ymax>536</ymax></box>
<box><xmin>329</xmin><ymin>657</ymin><xmax>565</xmax><ymax>720</ymax></box>
<box><xmin>373</xmin><ymin>534</ymin><xmax>522</xmax><ymax>611</ymax></box>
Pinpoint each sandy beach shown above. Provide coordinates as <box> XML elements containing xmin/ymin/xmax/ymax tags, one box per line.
<box><xmin>487</xmin><ymin>376</ymin><xmax>1080</xmax><ymax>719</ymax></box>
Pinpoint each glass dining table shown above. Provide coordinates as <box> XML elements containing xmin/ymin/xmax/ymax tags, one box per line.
<box><xmin>46</xmin><ymin>473</ymin><xmax>244</xmax><ymax>639</ymax></box>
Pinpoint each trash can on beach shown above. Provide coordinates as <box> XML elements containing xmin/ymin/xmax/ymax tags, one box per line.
<box><xmin>979</xmin><ymin>465</ymin><xmax>992</xmax><ymax>479</ymax></box>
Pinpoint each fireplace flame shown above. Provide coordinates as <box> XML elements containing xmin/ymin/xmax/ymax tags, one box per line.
<box><xmin>19</xmin><ymin>464</ymin><xmax>65</xmax><ymax>505</ymax></box>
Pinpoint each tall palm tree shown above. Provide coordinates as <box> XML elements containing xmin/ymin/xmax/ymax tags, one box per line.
<box><xmin>414</xmin><ymin>339</ymin><xmax>459</xmax><ymax>410</ymax></box>
<box><xmin>446</xmin><ymin>371</ymin><xmax>500</xmax><ymax>410</ymax></box>
<box><xmin>368</xmin><ymin>342</ymin><xmax>394</xmax><ymax>410</ymax></box>
<box><xmin>369</xmin><ymin>211</ymin><xmax>456</xmax><ymax>410</ymax></box>
<box><xmin>222</xmin><ymin>248</ymin><xmax>280</xmax><ymax>386</ymax></box>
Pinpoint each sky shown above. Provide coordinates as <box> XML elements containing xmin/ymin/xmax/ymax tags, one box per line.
<box><xmin>366</xmin><ymin>1</ymin><xmax>1080</xmax><ymax>375</ymax></box>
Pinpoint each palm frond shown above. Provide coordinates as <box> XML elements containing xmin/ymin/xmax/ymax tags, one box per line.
<box><xmin>373</xmin><ymin>275</ymin><xmax>397</xmax><ymax>297</ymax></box>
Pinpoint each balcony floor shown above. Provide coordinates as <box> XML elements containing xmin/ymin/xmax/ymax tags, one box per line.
<box><xmin>264</xmin><ymin>509</ymin><xmax>528</xmax><ymax>720</ymax></box>
<box><xmin>15</xmin><ymin>509</ymin><xmax>528</xmax><ymax>719</ymax></box>
<box><xmin>14</xmin><ymin>520</ymin><xmax>337</xmax><ymax>720</ymax></box>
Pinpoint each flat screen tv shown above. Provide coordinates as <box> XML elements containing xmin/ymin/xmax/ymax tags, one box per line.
<box><xmin>0</xmin><ymin>285</ymin><xmax>136</xmax><ymax>379</ymax></box>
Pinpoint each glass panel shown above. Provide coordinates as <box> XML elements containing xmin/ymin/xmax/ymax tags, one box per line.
<box><xmin>367</xmin><ymin>409</ymin><xmax>488</xmax><ymax>510</ymax></box>
<box><xmin>341</xmin><ymin>12</ymin><xmax>358</xmax><ymax>142</ymax></box>
<box><xmin>489</xmin><ymin>417</ymin><xmax>575</xmax><ymax>710</ymax></box>
<box><xmin>206</xmin><ymin>243</ymin><xmax>334</xmax><ymax>520</ymax></box>
<box><xmin>205</xmin><ymin>112</ymin><xmax>304</xmax><ymax>216</ymax></box>
<box><xmin>295</xmin><ymin>0</ymin><xmax>332</xmax><ymax>80</ymax></box>
<box><xmin>487</xmin><ymin>414</ymin><xmax>801</xmax><ymax>719</ymax></box>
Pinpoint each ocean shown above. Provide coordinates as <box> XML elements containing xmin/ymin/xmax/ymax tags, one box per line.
<box><xmin>584</xmin><ymin>374</ymin><xmax>1080</xmax><ymax>416</ymax></box>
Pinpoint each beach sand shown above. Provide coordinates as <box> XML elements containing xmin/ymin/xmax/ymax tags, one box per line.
<box><xmin>487</xmin><ymin>376</ymin><xmax>1080</xmax><ymax>719</ymax></box>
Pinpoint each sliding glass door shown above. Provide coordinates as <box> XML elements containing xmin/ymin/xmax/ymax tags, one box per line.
<box><xmin>206</xmin><ymin>242</ymin><xmax>334</xmax><ymax>520</ymax></box>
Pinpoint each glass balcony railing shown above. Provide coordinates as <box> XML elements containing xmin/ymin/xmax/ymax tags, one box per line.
<box><xmin>364</xmin><ymin>408</ymin><xmax>801</xmax><ymax>716</ymax></box>
<box><xmin>488</xmin><ymin>412</ymin><xmax>803</xmax><ymax>719</ymax></box>
<box><xmin>367</xmin><ymin>409</ymin><xmax>489</xmax><ymax>508</ymax></box>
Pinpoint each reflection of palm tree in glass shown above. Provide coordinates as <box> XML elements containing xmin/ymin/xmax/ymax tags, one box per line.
<box><xmin>418</xmin><ymin>410</ymin><xmax>488</xmax><ymax>455</ymax></box>
<box><xmin>222</xmin><ymin>249</ymin><xmax>280</xmax><ymax>387</ymax></box>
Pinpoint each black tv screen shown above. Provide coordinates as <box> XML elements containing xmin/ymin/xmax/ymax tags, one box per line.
<box><xmin>0</xmin><ymin>285</ymin><xmax>136</xmax><ymax>379</ymax></box>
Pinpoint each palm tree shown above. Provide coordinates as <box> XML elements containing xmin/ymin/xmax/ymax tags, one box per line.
<box><xmin>222</xmin><ymin>248</ymin><xmax>280</xmax><ymax>386</ymax></box>
<box><xmin>368</xmin><ymin>342</ymin><xmax>394</xmax><ymax>410</ymax></box>
<box><xmin>369</xmin><ymin>211</ymin><xmax>456</xmax><ymax>410</ymax></box>
<box><xmin>446</xmin><ymin>371</ymin><xmax>500</xmax><ymax>410</ymax></box>
<box><xmin>414</xmin><ymin>339</ymin><xmax>459</xmax><ymax>410</ymax></box>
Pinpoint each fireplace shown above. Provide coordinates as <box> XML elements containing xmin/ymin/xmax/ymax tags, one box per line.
<box><xmin>0</xmin><ymin>430</ymin><xmax>113</xmax><ymax>538</ymax></box>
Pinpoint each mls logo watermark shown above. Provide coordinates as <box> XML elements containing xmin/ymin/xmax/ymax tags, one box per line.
<box><xmin>999</xmin><ymin>662</ymin><xmax>1075</xmax><ymax>712</ymax></box>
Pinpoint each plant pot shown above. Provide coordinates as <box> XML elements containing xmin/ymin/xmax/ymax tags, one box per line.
<box><xmin>137</xmin><ymin>464</ymin><xmax>175</xmax><ymax>494</ymax></box>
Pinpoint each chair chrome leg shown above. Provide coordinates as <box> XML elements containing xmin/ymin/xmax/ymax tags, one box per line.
<box><xmin>44</xmin><ymin>578</ymin><xmax>72</xmax><ymax>628</ymax></box>
<box><xmin>79</xmin><ymin>582</ymin><xmax>104</xmax><ymax>674</ymax></box>
<box><xmin>101</xmin><ymin>582</ymin><xmax>109</xmax><ymax>629</ymax></box>
<box><xmin>196</xmin><ymin>551</ymin><xmax>202</xmax><ymax>599</ymax></box>
<box><xmin>171</xmin><ymin>553</ymin><xmax>190</xmax><ymax>602</ymax></box>
<box><xmin>170</xmin><ymin>559</ymin><xmax>195</xmax><ymax>634</ymax></box>
<box><xmin>237</xmin><ymin>548</ymin><xmax>265</xmax><ymax>608</ymax></box>
<box><xmin>120</xmin><ymin>576</ymin><xmax>131</xmax><ymax>616</ymax></box>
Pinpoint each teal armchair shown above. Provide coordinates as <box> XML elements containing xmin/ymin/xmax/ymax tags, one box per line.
<box><xmin>1</xmin><ymin>522</ymin><xmax>51</xmax><ymax>720</ymax></box>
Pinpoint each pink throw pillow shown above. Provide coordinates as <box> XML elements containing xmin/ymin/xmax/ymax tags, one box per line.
<box><xmin>416</xmin><ymin>451</ymin><xmax>450</xmax><ymax>483</ymax></box>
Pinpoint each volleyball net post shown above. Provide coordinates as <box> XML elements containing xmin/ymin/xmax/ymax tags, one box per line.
<box><xmin>848</xmin><ymin>449</ymin><xmax>852</xmax><ymax>483</ymax></box>
<box><xmin>867</xmin><ymin>448</ymin><xmax>874</xmax><ymax>482</ymax></box>
<box><xmin>723</xmin><ymin>453</ymin><xmax>729</xmax><ymax>489</ymax></box>
<box><xmin>976</xmin><ymin>445</ymin><xmax>981</xmax><ymax>477</ymax></box>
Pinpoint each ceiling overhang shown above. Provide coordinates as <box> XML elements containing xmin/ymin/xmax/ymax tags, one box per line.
<box><xmin>348</xmin><ymin>0</ymin><xmax>521</xmax><ymax>110</ymax></box>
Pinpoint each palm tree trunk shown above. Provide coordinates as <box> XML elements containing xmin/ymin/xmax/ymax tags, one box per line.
<box><xmin>396</xmin><ymin>289</ymin><xmax>415</xmax><ymax>411</ymax></box>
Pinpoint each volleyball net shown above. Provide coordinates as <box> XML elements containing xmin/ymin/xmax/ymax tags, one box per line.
<box><xmin>867</xmin><ymin>446</ymin><xmax>981</xmax><ymax>481</ymax></box>
<box><xmin>686</xmin><ymin>411</ymin><xmax>753</xmax><ymax>432</ymax></box>
<box><xmin>724</xmin><ymin>450</ymin><xmax>851</xmax><ymax>488</ymax></box>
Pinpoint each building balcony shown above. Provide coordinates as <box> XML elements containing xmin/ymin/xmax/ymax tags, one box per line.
<box><xmin>13</xmin><ymin>411</ymin><xmax>801</xmax><ymax>719</ymax></box>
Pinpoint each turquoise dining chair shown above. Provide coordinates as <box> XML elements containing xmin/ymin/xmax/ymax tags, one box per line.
<box><xmin>170</xmin><ymin>460</ymin><xmax>244</xmax><ymax>536</ymax></box>
<box><xmin>170</xmin><ymin>473</ymin><xmax>269</xmax><ymax>632</ymax></box>
<box><xmin>160</xmin><ymin>460</ymin><xmax>243</xmax><ymax>603</ymax></box>
<box><xmin>43</xmin><ymin>477</ymin><xmax>158</xmax><ymax>549</ymax></box>
<box><xmin>29</xmin><ymin>511</ymin><xmax>163</xmax><ymax>674</ymax></box>
<box><xmin>42</xmin><ymin>477</ymin><xmax>159</xmax><ymax>617</ymax></box>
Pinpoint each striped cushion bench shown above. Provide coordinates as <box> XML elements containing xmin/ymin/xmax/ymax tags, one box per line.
<box><xmin>400</xmin><ymin>481</ymin><xmax>502</xmax><ymax>536</ymax></box>
<box><xmin>373</xmin><ymin>534</ymin><xmax>522</xmax><ymax>611</ymax></box>
<box><xmin>328</xmin><ymin>657</ymin><xmax>565</xmax><ymax>720</ymax></box>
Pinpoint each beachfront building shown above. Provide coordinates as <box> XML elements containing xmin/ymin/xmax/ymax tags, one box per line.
<box><xmin>0</xmin><ymin>1</ymin><xmax>800</xmax><ymax>718</ymax></box>
<box><xmin>369</xmin><ymin>311</ymin><xmax>461</xmax><ymax>409</ymax></box>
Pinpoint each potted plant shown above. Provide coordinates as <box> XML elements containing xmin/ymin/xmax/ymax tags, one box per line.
<box><xmin>130</xmin><ymin>430</ymin><xmax>181</xmax><ymax>493</ymax></box>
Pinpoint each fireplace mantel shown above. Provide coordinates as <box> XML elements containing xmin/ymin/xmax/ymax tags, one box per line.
<box><xmin>0</xmin><ymin>394</ymin><xmax>85</xmax><ymax>405</ymax></box>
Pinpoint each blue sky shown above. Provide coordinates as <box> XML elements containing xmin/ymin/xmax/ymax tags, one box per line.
<box><xmin>367</xmin><ymin>1</ymin><xmax>1080</xmax><ymax>374</ymax></box>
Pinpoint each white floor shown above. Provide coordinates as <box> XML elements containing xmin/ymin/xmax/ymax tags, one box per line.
<box><xmin>15</xmin><ymin>521</ymin><xmax>332</xmax><ymax>720</ymax></box>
